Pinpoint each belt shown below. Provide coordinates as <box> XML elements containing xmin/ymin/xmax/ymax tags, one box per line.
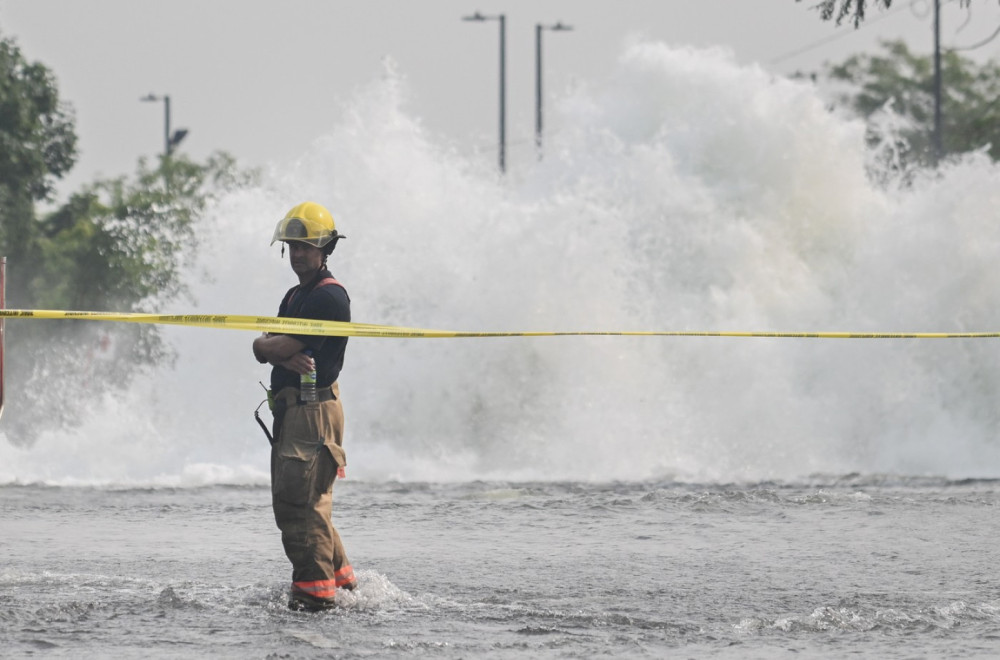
<box><xmin>305</xmin><ymin>385</ymin><xmax>337</xmax><ymax>404</ymax></box>
<box><xmin>274</xmin><ymin>384</ymin><xmax>338</xmax><ymax>407</ymax></box>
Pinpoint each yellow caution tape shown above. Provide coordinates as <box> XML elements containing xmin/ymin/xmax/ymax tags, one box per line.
<box><xmin>0</xmin><ymin>309</ymin><xmax>999</xmax><ymax>339</ymax></box>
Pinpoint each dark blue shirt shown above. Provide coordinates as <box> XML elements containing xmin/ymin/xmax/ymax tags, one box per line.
<box><xmin>269</xmin><ymin>268</ymin><xmax>350</xmax><ymax>392</ymax></box>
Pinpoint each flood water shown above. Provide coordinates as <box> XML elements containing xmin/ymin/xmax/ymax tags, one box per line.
<box><xmin>4</xmin><ymin>478</ymin><xmax>1000</xmax><ymax>658</ymax></box>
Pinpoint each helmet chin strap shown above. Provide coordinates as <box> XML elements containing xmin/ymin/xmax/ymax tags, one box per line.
<box><xmin>280</xmin><ymin>244</ymin><xmax>285</xmax><ymax>259</ymax></box>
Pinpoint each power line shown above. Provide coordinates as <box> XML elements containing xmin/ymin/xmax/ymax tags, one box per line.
<box><xmin>769</xmin><ymin>1</ymin><xmax>923</xmax><ymax>65</ymax></box>
<box><xmin>949</xmin><ymin>21</ymin><xmax>1000</xmax><ymax>50</ymax></box>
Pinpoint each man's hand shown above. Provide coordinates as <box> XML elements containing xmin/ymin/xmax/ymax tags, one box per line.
<box><xmin>278</xmin><ymin>351</ymin><xmax>315</xmax><ymax>376</ymax></box>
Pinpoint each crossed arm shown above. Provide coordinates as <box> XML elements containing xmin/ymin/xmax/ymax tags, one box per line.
<box><xmin>253</xmin><ymin>333</ymin><xmax>314</xmax><ymax>375</ymax></box>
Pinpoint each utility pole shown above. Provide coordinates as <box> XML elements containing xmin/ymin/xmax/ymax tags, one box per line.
<box><xmin>535</xmin><ymin>21</ymin><xmax>572</xmax><ymax>160</ymax></box>
<box><xmin>140</xmin><ymin>93</ymin><xmax>189</xmax><ymax>157</ymax></box>
<box><xmin>0</xmin><ymin>256</ymin><xmax>5</xmax><ymax>422</ymax></box>
<box><xmin>463</xmin><ymin>12</ymin><xmax>507</xmax><ymax>174</ymax></box>
<box><xmin>499</xmin><ymin>14</ymin><xmax>506</xmax><ymax>173</ymax></box>
<box><xmin>933</xmin><ymin>0</ymin><xmax>943</xmax><ymax>163</ymax></box>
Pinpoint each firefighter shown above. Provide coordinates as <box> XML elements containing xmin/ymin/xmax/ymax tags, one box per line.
<box><xmin>252</xmin><ymin>201</ymin><xmax>356</xmax><ymax>611</ymax></box>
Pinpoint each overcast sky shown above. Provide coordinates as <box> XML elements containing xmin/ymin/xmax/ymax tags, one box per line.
<box><xmin>3</xmin><ymin>0</ymin><xmax>1000</xmax><ymax>197</ymax></box>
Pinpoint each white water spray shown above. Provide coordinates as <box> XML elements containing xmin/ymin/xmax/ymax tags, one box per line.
<box><xmin>3</xmin><ymin>42</ymin><xmax>1000</xmax><ymax>486</ymax></box>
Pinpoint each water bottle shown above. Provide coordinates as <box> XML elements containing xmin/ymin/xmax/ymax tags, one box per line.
<box><xmin>300</xmin><ymin>349</ymin><xmax>318</xmax><ymax>402</ymax></box>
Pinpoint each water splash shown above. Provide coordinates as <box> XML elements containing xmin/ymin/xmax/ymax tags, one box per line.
<box><xmin>3</xmin><ymin>42</ymin><xmax>1000</xmax><ymax>485</ymax></box>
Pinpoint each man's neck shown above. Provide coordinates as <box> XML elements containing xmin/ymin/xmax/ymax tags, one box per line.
<box><xmin>297</xmin><ymin>267</ymin><xmax>325</xmax><ymax>287</ymax></box>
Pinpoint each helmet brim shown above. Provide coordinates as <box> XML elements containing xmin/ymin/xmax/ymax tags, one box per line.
<box><xmin>271</xmin><ymin>232</ymin><xmax>346</xmax><ymax>247</ymax></box>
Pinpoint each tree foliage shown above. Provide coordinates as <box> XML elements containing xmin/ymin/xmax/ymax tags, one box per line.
<box><xmin>0</xmin><ymin>34</ymin><xmax>77</xmax><ymax>269</ymax></box>
<box><xmin>823</xmin><ymin>39</ymin><xmax>1000</xmax><ymax>169</ymax></box>
<box><xmin>0</xmin><ymin>30</ymin><xmax>256</xmax><ymax>443</ymax></box>
<box><xmin>796</xmin><ymin>0</ymin><xmax>983</xmax><ymax>27</ymax></box>
<box><xmin>797</xmin><ymin>0</ymin><xmax>893</xmax><ymax>27</ymax></box>
<box><xmin>4</xmin><ymin>152</ymin><xmax>255</xmax><ymax>443</ymax></box>
<box><xmin>26</xmin><ymin>152</ymin><xmax>248</xmax><ymax>312</ymax></box>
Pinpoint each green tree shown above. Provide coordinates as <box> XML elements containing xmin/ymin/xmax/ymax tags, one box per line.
<box><xmin>0</xmin><ymin>33</ymin><xmax>77</xmax><ymax>274</ymax></box>
<box><xmin>28</xmin><ymin>152</ymin><xmax>248</xmax><ymax>312</ymax></box>
<box><xmin>2</xmin><ymin>152</ymin><xmax>255</xmax><ymax>444</ymax></box>
<box><xmin>0</xmin><ymin>29</ymin><xmax>257</xmax><ymax>443</ymax></box>
<box><xmin>822</xmin><ymin>39</ymin><xmax>1000</xmax><ymax>170</ymax></box>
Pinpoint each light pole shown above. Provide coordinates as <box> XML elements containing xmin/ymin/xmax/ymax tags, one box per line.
<box><xmin>932</xmin><ymin>0</ymin><xmax>943</xmax><ymax>164</ymax></box>
<box><xmin>536</xmin><ymin>21</ymin><xmax>572</xmax><ymax>159</ymax></box>
<box><xmin>462</xmin><ymin>11</ymin><xmax>506</xmax><ymax>173</ymax></box>
<box><xmin>140</xmin><ymin>93</ymin><xmax>188</xmax><ymax>157</ymax></box>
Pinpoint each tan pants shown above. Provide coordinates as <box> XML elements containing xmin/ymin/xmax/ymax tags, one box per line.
<box><xmin>271</xmin><ymin>383</ymin><xmax>355</xmax><ymax>607</ymax></box>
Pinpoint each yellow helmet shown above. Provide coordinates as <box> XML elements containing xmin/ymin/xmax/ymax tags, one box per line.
<box><xmin>271</xmin><ymin>201</ymin><xmax>345</xmax><ymax>249</ymax></box>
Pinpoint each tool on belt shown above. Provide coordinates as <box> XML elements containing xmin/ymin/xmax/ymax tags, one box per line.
<box><xmin>254</xmin><ymin>381</ymin><xmax>338</xmax><ymax>446</ymax></box>
<box><xmin>255</xmin><ymin>382</ymin><xmax>276</xmax><ymax>446</ymax></box>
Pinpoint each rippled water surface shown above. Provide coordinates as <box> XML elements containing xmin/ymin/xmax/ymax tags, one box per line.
<box><xmin>4</xmin><ymin>477</ymin><xmax>1000</xmax><ymax>658</ymax></box>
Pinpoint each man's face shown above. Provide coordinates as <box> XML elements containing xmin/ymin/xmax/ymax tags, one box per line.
<box><xmin>286</xmin><ymin>241</ymin><xmax>324</xmax><ymax>278</ymax></box>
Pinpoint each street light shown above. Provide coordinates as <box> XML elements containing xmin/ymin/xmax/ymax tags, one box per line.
<box><xmin>140</xmin><ymin>93</ymin><xmax>188</xmax><ymax>157</ymax></box>
<box><xmin>462</xmin><ymin>11</ymin><xmax>506</xmax><ymax>173</ymax></box>
<box><xmin>536</xmin><ymin>21</ymin><xmax>572</xmax><ymax>159</ymax></box>
<box><xmin>932</xmin><ymin>0</ymin><xmax>943</xmax><ymax>164</ymax></box>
